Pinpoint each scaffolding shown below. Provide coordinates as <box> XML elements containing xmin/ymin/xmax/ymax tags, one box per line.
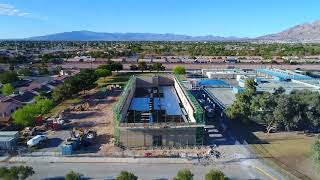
<box><xmin>113</xmin><ymin>75</ymin><xmax>136</xmax><ymax>144</ymax></box>
<box><xmin>174</xmin><ymin>75</ymin><xmax>204</xmax><ymax>124</ymax></box>
<box><xmin>113</xmin><ymin>75</ymin><xmax>205</xmax><ymax>148</ymax></box>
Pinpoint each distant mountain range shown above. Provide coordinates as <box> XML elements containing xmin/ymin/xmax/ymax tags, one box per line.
<box><xmin>27</xmin><ymin>31</ymin><xmax>245</xmax><ymax>41</ymax></box>
<box><xmin>25</xmin><ymin>19</ymin><xmax>320</xmax><ymax>42</ymax></box>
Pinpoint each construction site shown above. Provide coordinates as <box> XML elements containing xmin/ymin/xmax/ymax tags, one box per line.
<box><xmin>113</xmin><ymin>75</ymin><xmax>205</xmax><ymax>148</ymax></box>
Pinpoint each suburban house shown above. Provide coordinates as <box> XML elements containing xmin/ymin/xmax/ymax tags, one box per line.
<box><xmin>0</xmin><ymin>98</ymin><xmax>22</xmax><ymax>118</ymax></box>
<box><xmin>10</xmin><ymin>91</ymin><xmax>38</xmax><ymax>104</ymax></box>
<box><xmin>19</xmin><ymin>83</ymin><xmax>53</xmax><ymax>95</ymax></box>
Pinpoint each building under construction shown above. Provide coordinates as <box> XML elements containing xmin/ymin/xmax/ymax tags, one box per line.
<box><xmin>113</xmin><ymin>75</ymin><xmax>205</xmax><ymax>148</ymax></box>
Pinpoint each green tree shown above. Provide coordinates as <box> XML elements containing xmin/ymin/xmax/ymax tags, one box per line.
<box><xmin>0</xmin><ymin>71</ymin><xmax>19</xmax><ymax>84</ymax></box>
<box><xmin>1</xmin><ymin>83</ymin><xmax>15</xmax><ymax>96</ymax></box>
<box><xmin>244</xmin><ymin>79</ymin><xmax>257</xmax><ymax>95</ymax></box>
<box><xmin>112</xmin><ymin>61</ymin><xmax>123</xmax><ymax>72</ymax></box>
<box><xmin>138</xmin><ymin>62</ymin><xmax>147</xmax><ymax>72</ymax></box>
<box><xmin>35</xmin><ymin>98</ymin><xmax>54</xmax><ymax>114</ymax></box>
<box><xmin>52</xmin><ymin>83</ymin><xmax>73</xmax><ymax>102</ymax></box>
<box><xmin>52</xmin><ymin>69</ymin><xmax>98</xmax><ymax>103</ymax></box>
<box><xmin>225</xmin><ymin>92</ymin><xmax>253</xmax><ymax>122</ymax></box>
<box><xmin>55</xmin><ymin>65</ymin><xmax>63</xmax><ymax>74</ymax></box>
<box><xmin>250</xmin><ymin>92</ymin><xmax>277</xmax><ymax>133</ymax></box>
<box><xmin>151</xmin><ymin>62</ymin><xmax>165</xmax><ymax>72</ymax></box>
<box><xmin>273</xmin><ymin>95</ymin><xmax>302</xmax><ymax>131</ymax></box>
<box><xmin>205</xmin><ymin>169</ymin><xmax>226</xmax><ymax>180</ymax></box>
<box><xmin>18</xmin><ymin>68</ymin><xmax>32</xmax><ymax>76</ymax></box>
<box><xmin>99</xmin><ymin>61</ymin><xmax>123</xmax><ymax>72</ymax></box>
<box><xmin>65</xmin><ymin>171</ymin><xmax>83</xmax><ymax>180</ymax></box>
<box><xmin>37</xmin><ymin>66</ymin><xmax>49</xmax><ymax>75</ymax></box>
<box><xmin>129</xmin><ymin>64</ymin><xmax>138</xmax><ymax>70</ymax></box>
<box><xmin>0</xmin><ymin>165</ymin><xmax>34</xmax><ymax>180</ymax></box>
<box><xmin>12</xmin><ymin>98</ymin><xmax>54</xmax><ymax>127</ymax></box>
<box><xmin>95</xmin><ymin>69</ymin><xmax>112</xmax><ymax>77</ymax></box>
<box><xmin>116</xmin><ymin>171</ymin><xmax>138</xmax><ymax>180</ymax></box>
<box><xmin>172</xmin><ymin>66</ymin><xmax>186</xmax><ymax>75</ymax></box>
<box><xmin>173</xmin><ymin>169</ymin><xmax>193</xmax><ymax>180</ymax></box>
<box><xmin>12</xmin><ymin>105</ymin><xmax>38</xmax><ymax>127</ymax></box>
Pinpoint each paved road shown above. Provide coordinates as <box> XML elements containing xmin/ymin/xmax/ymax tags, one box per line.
<box><xmin>1</xmin><ymin>160</ymin><xmax>268</xmax><ymax>180</ymax></box>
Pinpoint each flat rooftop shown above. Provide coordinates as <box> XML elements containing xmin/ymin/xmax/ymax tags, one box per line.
<box><xmin>205</xmin><ymin>87</ymin><xmax>236</xmax><ymax>109</ymax></box>
<box><xmin>256</xmin><ymin>69</ymin><xmax>313</xmax><ymax>80</ymax></box>
<box><xmin>257</xmin><ymin>79</ymin><xmax>319</xmax><ymax>93</ymax></box>
<box><xmin>292</xmin><ymin>79</ymin><xmax>320</xmax><ymax>89</ymax></box>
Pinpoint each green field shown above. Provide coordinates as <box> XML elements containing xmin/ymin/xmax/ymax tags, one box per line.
<box><xmin>251</xmin><ymin>132</ymin><xmax>319</xmax><ymax>180</ymax></box>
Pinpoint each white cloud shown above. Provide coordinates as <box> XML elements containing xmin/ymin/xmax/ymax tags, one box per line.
<box><xmin>0</xmin><ymin>4</ymin><xmax>30</xmax><ymax>17</ymax></box>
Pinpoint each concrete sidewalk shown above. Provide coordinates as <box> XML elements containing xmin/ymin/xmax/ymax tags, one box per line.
<box><xmin>8</xmin><ymin>156</ymin><xmax>191</xmax><ymax>164</ymax></box>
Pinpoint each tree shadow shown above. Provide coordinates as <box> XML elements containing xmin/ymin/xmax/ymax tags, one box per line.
<box><xmin>67</xmin><ymin>112</ymin><xmax>100</xmax><ymax>120</ymax></box>
<box><xmin>228</xmin><ymin>120</ymin><xmax>269</xmax><ymax>145</ymax></box>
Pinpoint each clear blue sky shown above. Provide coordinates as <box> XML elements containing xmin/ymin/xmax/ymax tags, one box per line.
<box><xmin>0</xmin><ymin>0</ymin><xmax>319</xmax><ymax>39</ymax></box>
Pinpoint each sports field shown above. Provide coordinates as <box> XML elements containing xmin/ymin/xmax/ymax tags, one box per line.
<box><xmin>252</xmin><ymin>132</ymin><xmax>319</xmax><ymax>180</ymax></box>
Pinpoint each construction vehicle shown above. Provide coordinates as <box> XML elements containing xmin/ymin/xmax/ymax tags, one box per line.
<box><xmin>70</xmin><ymin>127</ymin><xmax>97</xmax><ymax>146</ymax></box>
<box><xmin>83</xmin><ymin>130</ymin><xmax>97</xmax><ymax>146</ymax></box>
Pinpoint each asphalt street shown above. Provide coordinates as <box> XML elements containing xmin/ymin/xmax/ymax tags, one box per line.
<box><xmin>2</xmin><ymin>161</ymin><xmax>268</xmax><ymax>180</ymax></box>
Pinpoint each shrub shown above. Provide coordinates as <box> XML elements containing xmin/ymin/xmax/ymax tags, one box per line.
<box><xmin>1</xmin><ymin>83</ymin><xmax>15</xmax><ymax>96</ymax></box>
<box><xmin>12</xmin><ymin>98</ymin><xmax>54</xmax><ymax>127</ymax></box>
<box><xmin>173</xmin><ymin>169</ymin><xmax>193</xmax><ymax>180</ymax></box>
<box><xmin>95</xmin><ymin>69</ymin><xmax>112</xmax><ymax>77</ymax></box>
<box><xmin>0</xmin><ymin>165</ymin><xmax>34</xmax><ymax>180</ymax></box>
<box><xmin>0</xmin><ymin>71</ymin><xmax>19</xmax><ymax>84</ymax></box>
<box><xmin>205</xmin><ymin>169</ymin><xmax>226</xmax><ymax>180</ymax></box>
<box><xmin>116</xmin><ymin>171</ymin><xmax>138</xmax><ymax>180</ymax></box>
<box><xmin>65</xmin><ymin>171</ymin><xmax>83</xmax><ymax>180</ymax></box>
<box><xmin>172</xmin><ymin>66</ymin><xmax>186</xmax><ymax>75</ymax></box>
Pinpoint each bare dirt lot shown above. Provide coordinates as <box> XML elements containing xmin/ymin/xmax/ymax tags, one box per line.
<box><xmin>252</xmin><ymin>132</ymin><xmax>320</xmax><ymax>180</ymax></box>
<box><xmin>31</xmin><ymin>88</ymin><xmax>124</xmax><ymax>156</ymax></box>
<box><xmin>66</xmin><ymin>88</ymin><xmax>124</xmax><ymax>156</ymax></box>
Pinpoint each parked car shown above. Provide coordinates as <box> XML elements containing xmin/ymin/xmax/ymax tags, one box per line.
<box><xmin>27</xmin><ymin>135</ymin><xmax>47</xmax><ymax>147</ymax></box>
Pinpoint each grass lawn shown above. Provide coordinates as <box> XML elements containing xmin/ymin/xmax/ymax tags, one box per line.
<box><xmin>251</xmin><ymin>132</ymin><xmax>319</xmax><ymax>180</ymax></box>
<box><xmin>96</xmin><ymin>73</ymin><xmax>131</xmax><ymax>87</ymax></box>
<box><xmin>96</xmin><ymin>72</ymin><xmax>171</xmax><ymax>87</ymax></box>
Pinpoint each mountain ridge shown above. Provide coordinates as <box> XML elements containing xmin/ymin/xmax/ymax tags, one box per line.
<box><xmin>23</xmin><ymin>19</ymin><xmax>320</xmax><ymax>42</ymax></box>
<box><xmin>258</xmin><ymin>19</ymin><xmax>320</xmax><ymax>42</ymax></box>
<box><xmin>27</xmin><ymin>31</ymin><xmax>245</xmax><ymax>41</ymax></box>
